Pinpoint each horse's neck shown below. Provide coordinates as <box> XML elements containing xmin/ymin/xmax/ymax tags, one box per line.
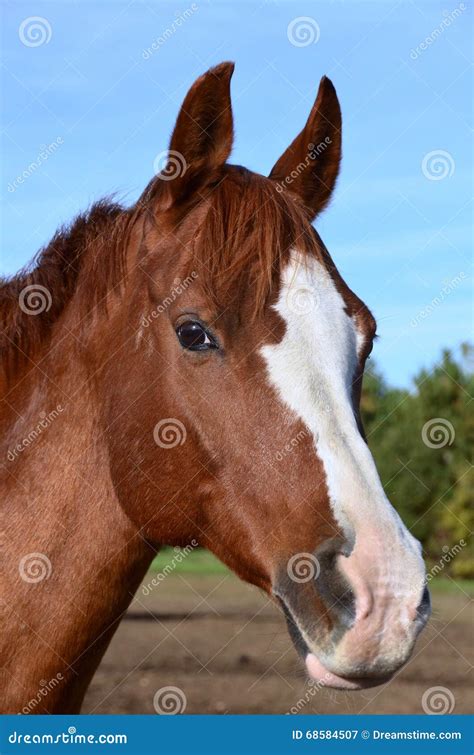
<box><xmin>0</xmin><ymin>359</ymin><xmax>153</xmax><ymax>713</ymax></box>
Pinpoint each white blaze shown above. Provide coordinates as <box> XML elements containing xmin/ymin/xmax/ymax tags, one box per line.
<box><xmin>261</xmin><ymin>251</ymin><xmax>425</xmax><ymax>655</ymax></box>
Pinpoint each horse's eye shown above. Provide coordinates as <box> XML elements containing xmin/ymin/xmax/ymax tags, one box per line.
<box><xmin>366</xmin><ymin>335</ymin><xmax>378</xmax><ymax>359</ymax></box>
<box><xmin>176</xmin><ymin>321</ymin><xmax>217</xmax><ymax>351</ymax></box>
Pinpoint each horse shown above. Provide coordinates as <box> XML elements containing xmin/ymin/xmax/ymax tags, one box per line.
<box><xmin>0</xmin><ymin>62</ymin><xmax>430</xmax><ymax>713</ymax></box>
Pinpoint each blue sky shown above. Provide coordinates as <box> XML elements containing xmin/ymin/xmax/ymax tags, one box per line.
<box><xmin>1</xmin><ymin>0</ymin><xmax>472</xmax><ymax>387</ymax></box>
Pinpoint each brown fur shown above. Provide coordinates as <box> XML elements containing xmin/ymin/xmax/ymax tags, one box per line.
<box><xmin>270</xmin><ymin>76</ymin><xmax>342</xmax><ymax>219</ymax></box>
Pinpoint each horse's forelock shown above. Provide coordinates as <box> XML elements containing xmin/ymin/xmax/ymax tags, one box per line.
<box><xmin>190</xmin><ymin>166</ymin><xmax>321</xmax><ymax>319</ymax></box>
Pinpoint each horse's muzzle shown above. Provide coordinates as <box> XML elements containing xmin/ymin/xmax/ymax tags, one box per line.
<box><xmin>274</xmin><ymin>549</ymin><xmax>431</xmax><ymax>691</ymax></box>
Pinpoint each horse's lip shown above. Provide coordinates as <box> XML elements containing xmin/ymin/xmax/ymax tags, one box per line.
<box><xmin>276</xmin><ymin>595</ymin><xmax>311</xmax><ymax>659</ymax></box>
<box><xmin>277</xmin><ymin>595</ymin><xmax>393</xmax><ymax>691</ymax></box>
<box><xmin>305</xmin><ymin>652</ymin><xmax>392</xmax><ymax>690</ymax></box>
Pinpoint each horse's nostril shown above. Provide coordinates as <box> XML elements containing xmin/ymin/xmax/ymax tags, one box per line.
<box><xmin>330</xmin><ymin>585</ymin><xmax>356</xmax><ymax>627</ymax></box>
<box><xmin>314</xmin><ymin>557</ymin><xmax>356</xmax><ymax>629</ymax></box>
<box><xmin>416</xmin><ymin>585</ymin><xmax>431</xmax><ymax>622</ymax></box>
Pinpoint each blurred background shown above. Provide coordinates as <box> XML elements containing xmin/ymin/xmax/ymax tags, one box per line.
<box><xmin>1</xmin><ymin>0</ymin><xmax>472</xmax><ymax>715</ymax></box>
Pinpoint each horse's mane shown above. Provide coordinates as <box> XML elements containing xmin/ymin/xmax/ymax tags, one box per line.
<box><xmin>0</xmin><ymin>200</ymin><xmax>129</xmax><ymax>382</ymax></box>
<box><xmin>1</xmin><ymin>166</ymin><xmax>320</xmax><ymax>383</ymax></box>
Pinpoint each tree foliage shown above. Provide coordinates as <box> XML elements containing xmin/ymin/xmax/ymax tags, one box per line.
<box><xmin>361</xmin><ymin>343</ymin><xmax>473</xmax><ymax>578</ymax></box>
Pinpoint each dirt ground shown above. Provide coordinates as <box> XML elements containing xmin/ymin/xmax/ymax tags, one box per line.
<box><xmin>83</xmin><ymin>573</ymin><xmax>473</xmax><ymax>715</ymax></box>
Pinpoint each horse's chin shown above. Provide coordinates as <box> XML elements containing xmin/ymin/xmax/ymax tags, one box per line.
<box><xmin>279</xmin><ymin>597</ymin><xmax>392</xmax><ymax>691</ymax></box>
<box><xmin>304</xmin><ymin>653</ymin><xmax>391</xmax><ymax>690</ymax></box>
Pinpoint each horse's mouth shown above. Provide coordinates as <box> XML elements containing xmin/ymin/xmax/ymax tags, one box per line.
<box><xmin>304</xmin><ymin>652</ymin><xmax>393</xmax><ymax>690</ymax></box>
<box><xmin>278</xmin><ymin>596</ymin><xmax>393</xmax><ymax>691</ymax></box>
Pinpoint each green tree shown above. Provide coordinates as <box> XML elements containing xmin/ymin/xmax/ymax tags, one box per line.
<box><xmin>361</xmin><ymin>343</ymin><xmax>473</xmax><ymax>577</ymax></box>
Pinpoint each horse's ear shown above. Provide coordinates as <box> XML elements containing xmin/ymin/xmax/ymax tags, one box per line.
<box><xmin>163</xmin><ymin>62</ymin><xmax>234</xmax><ymax>204</ymax></box>
<box><xmin>269</xmin><ymin>77</ymin><xmax>341</xmax><ymax>219</ymax></box>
